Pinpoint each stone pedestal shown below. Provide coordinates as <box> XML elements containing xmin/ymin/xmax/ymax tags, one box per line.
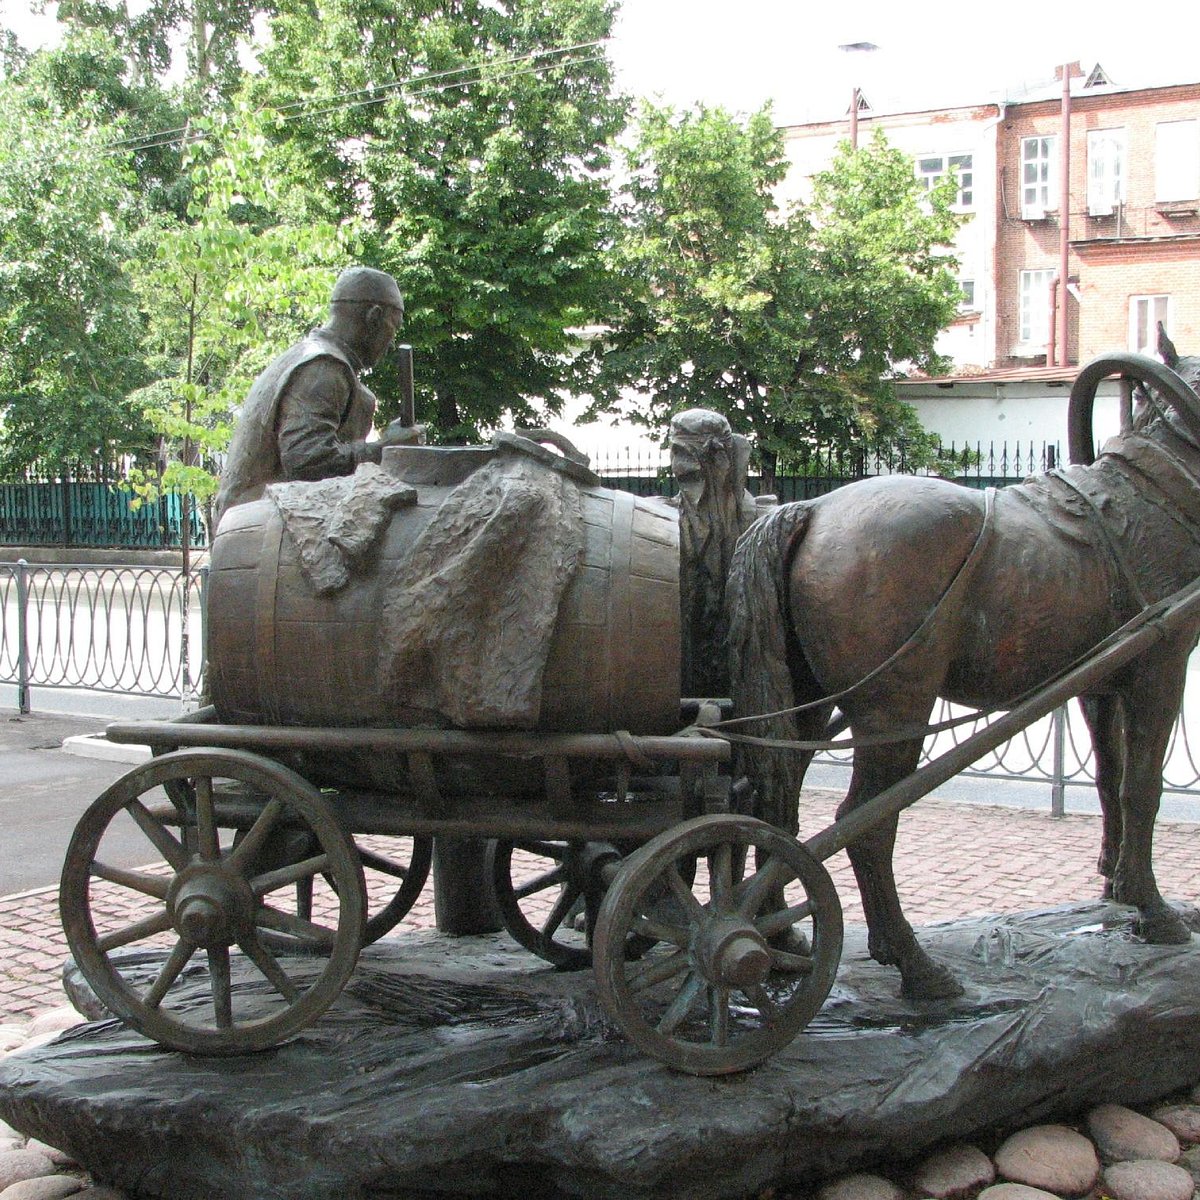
<box><xmin>2</xmin><ymin>903</ymin><xmax>1200</xmax><ymax>1200</ymax></box>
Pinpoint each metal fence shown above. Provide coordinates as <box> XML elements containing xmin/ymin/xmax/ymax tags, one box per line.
<box><xmin>589</xmin><ymin>440</ymin><xmax>1062</xmax><ymax>499</ymax></box>
<box><xmin>0</xmin><ymin>561</ymin><xmax>207</xmax><ymax>711</ymax></box>
<box><xmin>2</xmin><ymin>561</ymin><xmax>1199</xmax><ymax>809</ymax></box>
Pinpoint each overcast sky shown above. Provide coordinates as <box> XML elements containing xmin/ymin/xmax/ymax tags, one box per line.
<box><xmin>610</xmin><ymin>0</ymin><xmax>1200</xmax><ymax>126</ymax></box>
<box><xmin>4</xmin><ymin>0</ymin><xmax>1196</xmax><ymax>124</ymax></box>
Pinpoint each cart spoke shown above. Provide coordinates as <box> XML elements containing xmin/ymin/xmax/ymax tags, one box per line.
<box><xmin>745</xmin><ymin>983</ymin><xmax>779</xmax><ymax>1023</ymax></box>
<box><xmin>144</xmin><ymin>938</ymin><xmax>197</xmax><ymax>1010</ymax></box>
<box><xmin>665</xmin><ymin>865</ymin><xmax>707</xmax><ymax>922</ymax></box>
<box><xmin>626</xmin><ymin>946</ymin><xmax>690</xmax><ymax>995</ymax></box>
<box><xmin>296</xmin><ymin>876</ymin><xmax>313</xmax><ymax>922</ymax></box>
<box><xmin>357</xmin><ymin>847</ymin><xmax>409</xmax><ymax>878</ymax></box>
<box><xmin>709</xmin><ymin>985</ymin><xmax>730</xmax><ymax>1046</ymax></box>
<box><xmin>732</xmin><ymin>855</ymin><xmax>790</xmax><ymax>917</ymax></box>
<box><xmin>256</xmin><ymin>904</ymin><xmax>336</xmax><ymax>950</ymax></box>
<box><xmin>208</xmin><ymin>945</ymin><xmax>233</xmax><ymax>1028</ymax></box>
<box><xmin>630</xmin><ymin>913</ymin><xmax>690</xmax><ymax>946</ymax></box>
<box><xmin>226</xmin><ymin>798</ymin><xmax>286</xmax><ymax>871</ymax></box>
<box><xmin>769</xmin><ymin>948</ymin><xmax>814</xmax><ymax>975</ymax></box>
<box><xmin>89</xmin><ymin>861</ymin><xmax>170</xmax><ymax>900</ymax></box>
<box><xmin>513</xmin><ymin>865</ymin><xmax>565</xmax><ymax>901</ymax></box>
<box><xmin>249</xmin><ymin>854</ymin><xmax>330</xmax><ymax>897</ymax></box>
<box><xmin>195</xmin><ymin>776</ymin><xmax>219</xmax><ymax>862</ymax></box>
<box><xmin>656</xmin><ymin>971</ymin><xmax>704</xmax><ymax>1035</ymax></box>
<box><xmin>731</xmin><ymin>841</ymin><xmax>749</xmax><ymax>888</ymax></box>
<box><xmin>97</xmin><ymin>908</ymin><xmax>174</xmax><ymax>952</ymax></box>
<box><xmin>238</xmin><ymin>932</ymin><xmax>302</xmax><ymax>1003</ymax></box>
<box><xmin>710</xmin><ymin>842</ymin><xmax>734</xmax><ymax>911</ymax></box>
<box><xmin>755</xmin><ymin>899</ymin><xmax>815</xmax><ymax>939</ymax></box>
<box><xmin>126</xmin><ymin>800</ymin><xmax>188</xmax><ymax>870</ymax></box>
<box><xmin>541</xmin><ymin>882</ymin><xmax>581</xmax><ymax>939</ymax></box>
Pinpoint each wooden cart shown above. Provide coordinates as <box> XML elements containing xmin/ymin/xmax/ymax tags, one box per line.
<box><xmin>60</xmin><ymin>560</ymin><xmax>1200</xmax><ymax>1076</ymax></box>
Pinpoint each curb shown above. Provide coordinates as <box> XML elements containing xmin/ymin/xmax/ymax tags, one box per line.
<box><xmin>61</xmin><ymin>735</ymin><xmax>150</xmax><ymax>765</ymax></box>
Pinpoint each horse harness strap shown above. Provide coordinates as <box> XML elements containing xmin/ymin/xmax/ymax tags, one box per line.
<box><xmin>715</xmin><ymin>488</ymin><xmax>999</xmax><ymax>731</ymax></box>
<box><xmin>1048</xmin><ymin>468</ymin><xmax>1150</xmax><ymax>614</ymax></box>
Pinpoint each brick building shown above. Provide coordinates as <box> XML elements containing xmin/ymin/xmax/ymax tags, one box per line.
<box><xmin>998</xmin><ymin>75</ymin><xmax>1200</xmax><ymax>367</ymax></box>
<box><xmin>780</xmin><ymin>68</ymin><xmax>1200</xmax><ymax>448</ymax></box>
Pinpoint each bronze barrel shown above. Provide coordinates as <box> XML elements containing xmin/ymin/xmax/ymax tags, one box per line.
<box><xmin>207</xmin><ymin>449</ymin><xmax>681</xmax><ymax>736</ymax></box>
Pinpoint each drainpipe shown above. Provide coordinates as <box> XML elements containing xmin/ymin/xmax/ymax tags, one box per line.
<box><xmin>1057</xmin><ymin>65</ymin><xmax>1072</xmax><ymax>367</ymax></box>
<box><xmin>849</xmin><ymin>86</ymin><xmax>859</xmax><ymax>148</ymax></box>
<box><xmin>1047</xmin><ymin>277</ymin><xmax>1059</xmax><ymax>367</ymax></box>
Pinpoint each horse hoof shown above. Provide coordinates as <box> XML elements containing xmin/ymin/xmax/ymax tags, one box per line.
<box><xmin>900</xmin><ymin>958</ymin><xmax>965</xmax><ymax>1002</ymax></box>
<box><xmin>1136</xmin><ymin>911</ymin><xmax>1192</xmax><ymax>945</ymax></box>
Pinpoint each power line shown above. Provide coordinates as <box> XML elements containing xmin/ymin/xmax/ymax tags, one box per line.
<box><xmin>106</xmin><ymin>39</ymin><xmax>607</xmax><ymax>155</ymax></box>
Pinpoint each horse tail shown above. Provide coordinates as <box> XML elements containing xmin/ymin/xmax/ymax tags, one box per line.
<box><xmin>726</xmin><ymin>502</ymin><xmax>813</xmax><ymax>836</ymax></box>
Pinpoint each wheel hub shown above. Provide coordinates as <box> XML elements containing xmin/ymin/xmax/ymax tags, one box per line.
<box><xmin>694</xmin><ymin>915</ymin><xmax>772</xmax><ymax>988</ymax></box>
<box><xmin>168</xmin><ymin>867</ymin><xmax>253</xmax><ymax>948</ymax></box>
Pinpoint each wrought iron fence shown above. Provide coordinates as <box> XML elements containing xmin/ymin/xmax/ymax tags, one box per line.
<box><xmin>0</xmin><ymin>561</ymin><xmax>207</xmax><ymax>711</ymax></box>
<box><xmin>814</xmin><ymin>697</ymin><xmax>1200</xmax><ymax>808</ymax></box>
<box><xmin>587</xmin><ymin>439</ymin><xmax>1062</xmax><ymax>499</ymax></box>
<box><xmin>3</xmin><ymin>556</ymin><xmax>1198</xmax><ymax>808</ymax></box>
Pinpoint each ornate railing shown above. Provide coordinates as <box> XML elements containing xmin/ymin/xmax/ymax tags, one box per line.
<box><xmin>3</xmin><ymin>560</ymin><xmax>1198</xmax><ymax>807</ymax></box>
<box><xmin>0</xmin><ymin>562</ymin><xmax>207</xmax><ymax>709</ymax></box>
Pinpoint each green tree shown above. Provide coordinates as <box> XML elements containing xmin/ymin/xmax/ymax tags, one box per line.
<box><xmin>0</xmin><ymin>65</ymin><xmax>153</xmax><ymax>476</ymax></box>
<box><xmin>249</xmin><ymin>0</ymin><xmax>626</xmax><ymax>440</ymax></box>
<box><xmin>590</xmin><ymin>106</ymin><xmax>963</xmax><ymax>486</ymax></box>
<box><xmin>129</xmin><ymin>101</ymin><xmax>354</xmax><ymax>542</ymax></box>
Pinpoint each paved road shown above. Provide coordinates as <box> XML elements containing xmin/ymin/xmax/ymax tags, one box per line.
<box><xmin>0</xmin><ymin>709</ymin><xmax>146</xmax><ymax>895</ymax></box>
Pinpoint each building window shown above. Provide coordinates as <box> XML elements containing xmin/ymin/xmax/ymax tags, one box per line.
<box><xmin>1156</xmin><ymin>120</ymin><xmax>1200</xmax><ymax>202</ymax></box>
<box><xmin>1021</xmin><ymin>136</ymin><xmax>1056</xmax><ymax>217</ymax></box>
<box><xmin>1019</xmin><ymin>269</ymin><xmax>1056</xmax><ymax>347</ymax></box>
<box><xmin>1087</xmin><ymin>128</ymin><xmax>1126</xmax><ymax>215</ymax></box>
<box><xmin>958</xmin><ymin>279</ymin><xmax>976</xmax><ymax>311</ymax></box>
<box><xmin>918</xmin><ymin>153</ymin><xmax>974</xmax><ymax>208</ymax></box>
<box><xmin>1130</xmin><ymin>296</ymin><xmax>1170</xmax><ymax>356</ymax></box>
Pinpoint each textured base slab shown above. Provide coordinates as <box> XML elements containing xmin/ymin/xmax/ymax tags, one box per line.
<box><xmin>3</xmin><ymin>903</ymin><xmax>1200</xmax><ymax>1200</ymax></box>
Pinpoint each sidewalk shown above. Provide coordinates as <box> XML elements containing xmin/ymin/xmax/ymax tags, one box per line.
<box><xmin>4</xmin><ymin>772</ymin><xmax>1200</xmax><ymax>1022</ymax></box>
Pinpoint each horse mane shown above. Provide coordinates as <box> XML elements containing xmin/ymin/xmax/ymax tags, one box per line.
<box><xmin>726</xmin><ymin>504</ymin><xmax>814</xmax><ymax>835</ymax></box>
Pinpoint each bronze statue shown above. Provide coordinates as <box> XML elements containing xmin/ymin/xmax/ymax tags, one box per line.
<box><xmin>214</xmin><ymin>267</ymin><xmax>416</xmax><ymax>526</ymax></box>
<box><xmin>727</xmin><ymin>343</ymin><xmax>1200</xmax><ymax>1002</ymax></box>
<box><xmin>669</xmin><ymin>409</ymin><xmax>767</xmax><ymax>697</ymax></box>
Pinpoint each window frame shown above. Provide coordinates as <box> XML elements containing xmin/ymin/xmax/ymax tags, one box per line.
<box><xmin>1155</xmin><ymin>120</ymin><xmax>1200</xmax><ymax>203</ymax></box>
<box><xmin>1087</xmin><ymin>127</ymin><xmax>1126</xmax><ymax>216</ymax></box>
<box><xmin>1021</xmin><ymin>136</ymin><xmax>1056</xmax><ymax>218</ymax></box>
<box><xmin>1129</xmin><ymin>295</ymin><xmax>1171</xmax><ymax>356</ymax></box>
<box><xmin>1018</xmin><ymin>268</ymin><xmax>1057</xmax><ymax>348</ymax></box>
<box><xmin>917</xmin><ymin>152</ymin><xmax>974</xmax><ymax>209</ymax></box>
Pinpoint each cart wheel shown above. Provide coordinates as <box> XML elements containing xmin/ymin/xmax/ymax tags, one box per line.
<box><xmin>356</xmin><ymin>834</ymin><xmax>433</xmax><ymax>945</ymax></box>
<box><xmin>251</xmin><ymin>831</ymin><xmax>433</xmax><ymax>950</ymax></box>
<box><xmin>488</xmin><ymin>839</ymin><xmax>616</xmax><ymax>969</ymax></box>
<box><xmin>60</xmin><ymin>748</ymin><xmax>366</xmax><ymax>1055</ymax></box>
<box><xmin>593</xmin><ymin>814</ymin><xmax>842</xmax><ymax>1076</ymax></box>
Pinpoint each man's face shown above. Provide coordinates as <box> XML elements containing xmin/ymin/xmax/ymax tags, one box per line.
<box><xmin>361</xmin><ymin>302</ymin><xmax>404</xmax><ymax>367</ymax></box>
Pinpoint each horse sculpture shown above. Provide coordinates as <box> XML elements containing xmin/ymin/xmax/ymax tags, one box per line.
<box><xmin>727</xmin><ymin>332</ymin><xmax>1200</xmax><ymax>1001</ymax></box>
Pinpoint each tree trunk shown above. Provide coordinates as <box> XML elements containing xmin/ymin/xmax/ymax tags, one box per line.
<box><xmin>759</xmin><ymin>445</ymin><xmax>778</xmax><ymax>497</ymax></box>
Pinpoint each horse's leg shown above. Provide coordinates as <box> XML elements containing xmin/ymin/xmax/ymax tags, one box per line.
<box><xmin>838</xmin><ymin>737</ymin><xmax>964</xmax><ymax>1001</ymax></box>
<box><xmin>1077</xmin><ymin>692</ymin><xmax>1125</xmax><ymax>897</ymax></box>
<box><xmin>1111</xmin><ymin>645</ymin><xmax>1192</xmax><ymax>944</ymax></box>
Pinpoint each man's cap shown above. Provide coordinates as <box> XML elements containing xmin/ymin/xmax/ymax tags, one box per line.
<box><xmin>331</xmin><ymin>267</ymin><xmax>404</xmax><ymax>311</ymax></box>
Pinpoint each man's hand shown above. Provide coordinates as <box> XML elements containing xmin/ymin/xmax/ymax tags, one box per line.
<box><xmin>379</xmin><ymin>419</ymin><xmax>428</xmax><ymax>447</ymax></box>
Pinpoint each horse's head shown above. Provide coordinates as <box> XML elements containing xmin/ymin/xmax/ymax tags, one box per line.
<box><xmin>1125</xmin><ymin>324</ymin><xmax>1200</xmax><ymax>447</ymax></box>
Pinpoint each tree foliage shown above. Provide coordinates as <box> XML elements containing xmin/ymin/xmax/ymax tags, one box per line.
<box><xmin>250</xmin><ymin>0</ymin><xmax>626</xmax><ymax>440</ymax></box>
<box><xmin>590</xmin><ymin>106</ymin><xmax>963</xmax><ymax>480</ymax></box>
<box><xmin>129</xmin><ymin>103</ymin><xmax>354</xmax><ymax>511</ymax></box>
<box><xmin>0</xmin><ymin>57</ymin><xmax>153</xmax><ymax>475</ymax></box>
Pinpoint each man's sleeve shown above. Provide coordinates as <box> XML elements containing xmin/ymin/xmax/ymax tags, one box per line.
<box><xmin>276</xmin><ymin>357</ymin><xmax>382</xmax><ymax>482</ymax></box>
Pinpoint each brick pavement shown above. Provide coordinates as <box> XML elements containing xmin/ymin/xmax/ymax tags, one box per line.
<box><xmin>4</xmin><ymin>790</ymin><xmax>1199</xmax><ymax>1026</ymax></box>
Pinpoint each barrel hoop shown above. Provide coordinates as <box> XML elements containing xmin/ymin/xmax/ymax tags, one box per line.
<box><xmin>254</xmin><ymin>507</ymin><xmax>285</xmax><ymax>725</ymax></box>
<box><xmin>608</xmin><ymin>488</ymin><xmax>636</xmax><ymax>731</ymax></box>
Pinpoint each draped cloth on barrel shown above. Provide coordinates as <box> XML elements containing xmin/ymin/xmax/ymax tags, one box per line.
<box><xmin>267</xmin><ymin>464</ymin><xmax>417</xmax><ymax>594</ymax></box>
<box><xmin>380</xmin><ymin>451</ymin><xmax>583</xmax><ymax>728</ymax></box>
